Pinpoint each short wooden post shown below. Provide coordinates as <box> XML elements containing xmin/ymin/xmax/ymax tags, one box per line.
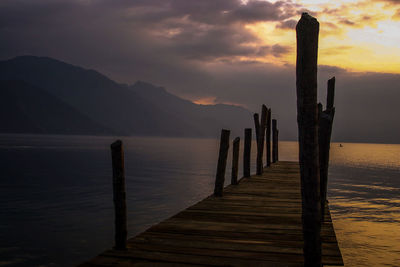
<box><xmin>214</xmin><ymin>129</ymin><xmax>230</xmax><ymax>197</ymax></box>
<box><xmin>319</xmin><ymin>77</ymin><xmax>336</xmax><ymax>221</ymax></box>
<box><xmin>110</xmin><ymin>140</ymin><xmax>127</xmax><ymax>250</ymax></box>
<box><xmin>231</xmin><ymin>137</ymin><xmax>240</xmax><ymax>185</ymax></box>
<box><xmin>266</xmin><ymin>108</ymin><xmax>272</xmax><ymax>167</ymax></box>
<box><xmin>272</xmin><ymin>119</ymin><xmax>278</xmax><ymax>163</ymax></box>
<box><xmin>276</xmin><ymin>129</ymin><xmax>279</xmax><ymax>161</ymax></box>
<box><xmin>253</xmin><ymin>113</ymin><xmax>260</xmax><ymax>143</ymax></box>
<box><xmin>296</xmin><ymin>12</ymin><xmax>321</xmax><ymax>267</ymax></box>
<box><xmin>243</xmin><ymin>128</ymin><xmax>252</xmax><ymax>177</ymax></box>
<box><xmin>256</xmin><ymin>105</ymin><xmax>267</xmax><ymax>175</ymax></box>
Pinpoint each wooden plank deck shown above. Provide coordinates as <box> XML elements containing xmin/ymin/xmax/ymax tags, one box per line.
<box><xmin>80</xmin><ymin>161</ymin><xmax>343</xmax><ymax>266</ymax></box>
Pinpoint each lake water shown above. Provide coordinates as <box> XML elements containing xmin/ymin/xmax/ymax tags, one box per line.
<box><xmin>0</xmin><ymin>135</ymin><xmax>399</xmax><ymax>266</ymax></box>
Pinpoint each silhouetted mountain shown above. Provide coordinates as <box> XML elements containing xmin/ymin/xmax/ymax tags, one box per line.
<box><xmin>0</xmin><ymin>56</ymin><xmax>252</xmax><ymax>137</ymax></box>
<box><xmin>0</xmin><ymin>80</ymin><xmax>113</xmax><ymax>134</ymax></box>
<box><xmin>130</xmin><ymin>81</ymin><xmax>252</xmax><ymax>136</ymax></box>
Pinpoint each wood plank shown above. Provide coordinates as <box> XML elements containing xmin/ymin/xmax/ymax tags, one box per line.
<box><xmin>80</xmin><ymin>161</ymin><xmax>343</xmax><ymax>266</ymax></box>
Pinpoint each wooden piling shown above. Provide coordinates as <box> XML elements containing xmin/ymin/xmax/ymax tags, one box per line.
<box><xmin>266</xmin><ymin>108</ymin><xmax>272</xmax><ymax>167</ymax></box>
<box><xmin>243</xmin><ymin>128</ymin><xmax>252</xmax><ymax>178</ymax></box>
<box><xmin>231</xmin><ymin>137</ymin><xmax>240</xmax><ymax>185</ymax></box>
<box><xmin>276</xmin><ymin>129</ymin><xmax>279</xmax><ymax>161</ymax></box>
<box><xmin>253</xmin><ymin>113</ymin><xmax>260</xmax><ymax>143</ymax></box>
<box><xmin>214</xmin><ymin>129</ymin><xmax>230</xmax><ymax>197</ymax></box>
<box><xmin>256</xmin><ymin>105</ymin><xmax>267</xmax><ymax>175</ymax></box>
<box><xmin>110</xmin><ymin>140</ymin><xmax>127</xmax><ymax>250</ymax></box>
<box><xmin>319</xmin><ymin>78</ymin><xmax>336</xmax><ymax>221</ymax></box>
<box><xmin>327</xmin><ymin>77</ymin><xmax>335</xmax><ymax>111</ymax></box>
<box><xmin>296</xmin><ymin>12</ymin><xmax>321</xmax><ymax>267</ymax></box>
<box><xmin>272</xmin><ymin>119</ymin><xmax>278</xmax><ymax>163</ymax></box>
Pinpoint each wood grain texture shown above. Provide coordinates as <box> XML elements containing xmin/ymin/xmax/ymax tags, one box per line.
<box><xmin>80</xmin><ymin>161</ymin><xmax>343</xmax><ymax>267</ymax></box>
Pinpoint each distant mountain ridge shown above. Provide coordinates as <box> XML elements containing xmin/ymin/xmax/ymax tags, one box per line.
<box><xmin>0</xmin><ymin>56</ymin><xmax>252</xmax><ymax>137</ymax></box>
<box><xmin>0</xmin><ymin>80</ymin><xmax>113</xmax><ymax>135</ymax></box>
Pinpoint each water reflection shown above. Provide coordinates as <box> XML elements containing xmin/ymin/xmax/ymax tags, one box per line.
<box><xmin>325</xmin><ymin>143</ymin><xmax>400</xmax><ymax>266</ymax></box>
<box><xmin>0</xmin><ymin>136</ymin><xmax>399</xmax><ymax>266</ymax></box>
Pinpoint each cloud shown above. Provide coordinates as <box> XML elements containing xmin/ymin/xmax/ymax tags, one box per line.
<box><xmin>271</xmin><ymin>44</ymin><xmax>291</xmax><ymax>57</ymax></box>
<box><xmin>276</xmin><ymin>19</ymin><xmax>297</xmax><ymax>30</ymax></box>
<box><xmin>377</xmin><ymin>0</ymin><xmax>400</xmax><ymax>5</ymax></box>
<box><xmin>393</xmin><ymin>8</ymin><xmax>400</xmax><ymax>20</ymax></box>
<box><xmin>0</xmin><ymin>0</ymin><xmax>298</xmax><ymax>66</ymax></box>
<box><xmin>339</xmin><ymin>19</ymin><xmax>356</xmax><ymax>26</ymax></box>
<box><xmin>318</xmin><ymin>1</ymin><xmax>390</xmax><ymax>31</ymax></box>
<box><xmin>320</xmin><ymin>46</ymin><xmax>354</xmax><ymax>56</ymax></box>
<box><xmin>227</xmin><ymin>0</ymin><xmax>297</xmax><ymax>23</ymax></box>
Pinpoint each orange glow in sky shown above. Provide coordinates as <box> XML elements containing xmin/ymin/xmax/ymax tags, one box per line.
<box><xmin>192</xmin><ymin>96</ymin><xmax>218</xmax><ymax>105</ymax></box>
<box><xmin>244</xmin><ymin>0</ymin><xmax>400</xmax><ymax>73</ymax></box>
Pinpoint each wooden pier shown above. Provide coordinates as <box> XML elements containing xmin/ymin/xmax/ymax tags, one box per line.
<box><xmin>80</xmin><ymin>12</ymin><xmax>343</xmax><ymax>266</ymax></box>
<box><xmin>80</xmin><ymin>161</ymin><xmax>343</xmax><ymax>266</ymax></box>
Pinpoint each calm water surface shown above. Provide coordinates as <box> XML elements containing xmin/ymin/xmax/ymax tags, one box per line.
<box><xmin>0</xmin><ymin>135</ymin><xmax>399</xmax><ymax>266</ymax></box>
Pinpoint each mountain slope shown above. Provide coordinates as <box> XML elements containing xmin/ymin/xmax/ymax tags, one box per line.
<box><xmin>0</xmin><ymin>80</ymin><xmax>113</xmax><ymax>135</ymax></box>
<box><xmin>130</xmin><ymin>81</ymin><xmax>252</xmax><ymax>137</ymax></box>
<box><xmin>0</xmin><ymin>56</ymin><xmax>252</xmax><ymax>137</ymax></box>
<box><xmin>0</xmin><ymin>56</ymin><xmax>169</xmax><ymax>136</ymax></box>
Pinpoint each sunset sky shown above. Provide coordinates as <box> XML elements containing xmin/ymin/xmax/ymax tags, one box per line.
<box><xmin>1</xmin><ymin>0</ymin><xmax>400</xmax><ymax>142</ymax></box>
<box><xmin>248</xmin><ymin>0</ymin><xmax>400</xmax><ymax>73</ymax></box>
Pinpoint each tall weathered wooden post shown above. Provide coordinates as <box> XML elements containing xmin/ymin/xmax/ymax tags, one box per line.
<box><xmin>296</xmin><ymin>13</ymin><xmax>321</xmax><ymax>266</ymax></box>
<box><xmin>214</xmin><ymin>129</ymin><xmax>230</xmax><ymax>197</ymax></box>
<box><xmin>319</xmin><ymin>77</ymin><xmax>336</xmax><ymax>221</ymax></box>
<box><xmin>243</xmin><ymin>128</ymin><xmax>252</xmax><ymax>177</ymax></box>
<box><xmin>253</xmin><ymin>113</ymin><xmax>260</xmax><ymax>143</ymax></box>
<box><xmin>272</xmin><ymin>119</ymin><xmax>278</xmax><ymax>163</ymax></box>
<box><xmin>110</xmin><ymin>140</ymin><xmax>127</xmax><ymax>250</ymax></box>
<box><xmin>256</xmin><ymin>105</ymin><xmax>268</xmax><ymax>175</ymax></box>
<box><xmin>266</xmin><ymin>108</ymin><xmax>272</xmax><ymax>167</ymax></box>
<box><xmin>231</xmin><ymin>137</ymin><xmax>240</xmax><ymax>185</ymax></box>
<box><xmin>276</xmin><ymin>130</ymin><xmax>279</xmax><ymax>161</ymax></box>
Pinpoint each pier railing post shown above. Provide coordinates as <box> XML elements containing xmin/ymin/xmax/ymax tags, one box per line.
<box><xmin>110</xmin><ymin>140</ymin><xmax>127</xmax><ymax>250</ymax></box>
<box><xmin>272</xmin><ymin>119</ymin><xmax>278</xmax><ymax>163</ymax></box>
<box><xmin>256</xmin><ymin>105</ymin><xmax>268</xmax><ymax>175</ymax></box>
<box><xmin>231</xmin><ymin>137</ymin><xmax>240</xmax><ymax>185</ymax></box>
<box><xmin>319</xmin><ymin>77</ymin><xmax>336</xmax><ymax>221</ymax></box>
<box><xmin>214</xmin><ymin>129</ymin><xmax>230</xmax><ymax>197</ymax></box>
<box><xmin>266</xmin><ymin>108</ymin><xmax>272</xmax><ymax>167</ymax></box>
<box><xmin>276</xmin><ymin>130</ymin><xmax>279</xmax><ymax>161</ymax></box>
<box><xmin>253</xmin><ymin>113</ymin><xmax>260</xmax><ymax>144</ymax></box>
<box><xmin>243</xmin><ymin>128</ymin><xmax>252</xmax><ymax>177</ymax></box>
<box><xmin>296</xmin><ymin>12</ymin><xmax>321</xmax><ymax>266</ymax></box>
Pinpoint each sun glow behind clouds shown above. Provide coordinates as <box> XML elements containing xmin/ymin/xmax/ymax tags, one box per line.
<box><xmin>191</xmin><ymin>96</ymin><xmax>248</xmax><ymax>108</ymax></box>
<box><xmin>249</xmin><ymin>0</ymin><xmax>400</xmax><ymax>73</ymax></box>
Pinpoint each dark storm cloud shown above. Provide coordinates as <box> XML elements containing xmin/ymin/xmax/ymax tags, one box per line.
<box><xmin>0</xmin><ymin>0</ymin><xmax>298</xmax><ymax>63</ymax></box>
<box><xmin>165</xmin><ymin>24</ymin><xmax>260</xmax><ymax>60</ymax></box>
